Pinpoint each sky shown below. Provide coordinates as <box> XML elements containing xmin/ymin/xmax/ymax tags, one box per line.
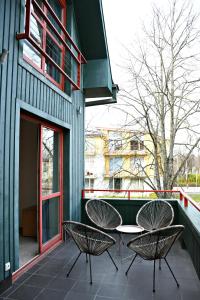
<box><xmin>85</xmin><ymin>0</ymin><xmax>200</xmax><ymax>130</ymax></box>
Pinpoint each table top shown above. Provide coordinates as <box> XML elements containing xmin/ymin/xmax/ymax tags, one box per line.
<box><xmin>116</xmin><ymin>225</ymin><xmax>144</xmax><ymax>233</ymax></box>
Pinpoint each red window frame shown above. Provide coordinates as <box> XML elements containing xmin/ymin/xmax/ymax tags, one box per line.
<box><xmin>20</xmin><ymin>113</ymin><xmax>64</xmax><ymax>254</ymax></box>
<box><xmin>17</xmin><ymin>0</ymin><xmax>86</xmax><ymax>91</ymax></box>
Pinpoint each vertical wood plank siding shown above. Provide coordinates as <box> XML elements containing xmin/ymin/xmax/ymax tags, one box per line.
<box><xmin>0</xmin><ymin>0</ymin><xmax>85</xmax><ymax>281</ymax></box>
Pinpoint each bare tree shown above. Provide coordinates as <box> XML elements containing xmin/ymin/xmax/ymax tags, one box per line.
<box><xmin>115</xmin><ymin>0</ymin><xmax>200</xmax><ymax>193</ymax></box>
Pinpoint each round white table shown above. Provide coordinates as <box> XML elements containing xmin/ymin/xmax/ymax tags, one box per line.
<box><xmin>116</xmin><ymin>225</ymin><xmax>144</xmax><ymax>260</ymax></box>
<box><xmin>116</xmin><ymin>225</ymin><xmax>144</xmax><ymax>234</ymax></box>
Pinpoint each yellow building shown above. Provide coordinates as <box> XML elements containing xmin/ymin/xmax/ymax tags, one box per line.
<box><xmin>85</xmin><ymin>128</ymin><xmax>156</xmax><ymax>192</ymax></box>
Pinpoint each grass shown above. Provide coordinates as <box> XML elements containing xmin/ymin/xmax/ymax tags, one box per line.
<box><xmin>188</xmin><ymin>194</ymin><xmax>200</xmax><ymax>203</ymax></box>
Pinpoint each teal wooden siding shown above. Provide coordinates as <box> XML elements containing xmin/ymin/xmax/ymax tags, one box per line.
<box><xmin>0</xmin><ymin>0</ymin><xmax>85</xmax><ymax>282</ymax></box>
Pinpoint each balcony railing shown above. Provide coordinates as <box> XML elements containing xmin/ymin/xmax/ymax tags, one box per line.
<box><xmin>82</xmin><ymin>188</ymin><xmax>200</xmax><ymax>211</ymax></box>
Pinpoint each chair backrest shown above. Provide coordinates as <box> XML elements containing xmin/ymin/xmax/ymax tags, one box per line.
<box><xmin>127</xmin><ymin>225</ymin><xmax>184</xmax><ymax>260</ymax></box>
<box><xmin>63</xmin><ymin>221</ymin><xmax>115</xmax><ymax>255</ymax></box>
<box><xmin>136</xmin><ymin>200</ymin><xmax>174</xmax><ymax>231</ymax></box>
<box><xmin>85</xmin><ymin>199</ymin><xmax>122</xmax><ymax>230</ymax></box>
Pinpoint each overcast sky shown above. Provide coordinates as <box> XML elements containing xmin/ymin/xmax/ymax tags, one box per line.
<box><xmin>85</xmin><ymin>0</ymin><xmax>200</xmax><ymax>130</ymax></box>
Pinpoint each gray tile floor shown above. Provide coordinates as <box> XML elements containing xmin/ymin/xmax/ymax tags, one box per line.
<box><xmin>1</xmin><ymin>235</ymin><xmax>200</xmax><ymax>300</ymax></box>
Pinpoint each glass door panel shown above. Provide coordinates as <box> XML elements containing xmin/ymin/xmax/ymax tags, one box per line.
<box><xmin>39</xmin><ymin>125</ymin><xmax>63</xmax><ymax>253</ymax></box>
<box><xmin>42</xmin><ymin>197</ymin><xmax>59</xmax><ymax>244</ymax></box>
<box><xmin>42</xmin><ymin>127</ymin><xmax>60</xmax><ymax>196</ymax></box>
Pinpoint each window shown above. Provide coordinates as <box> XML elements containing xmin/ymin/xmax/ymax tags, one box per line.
<box><xmin>130</xmin><ymin>140</ymin><xmax>138</xmax><ymax>150</ymax></box>
<box><xmin>85</xmin><ymin>157</ymin><xmax>95</xmax><ymax>174</ymax></box>
<box><xmin>130</xmin><ymin>139</ymin><xmax>144</xmax><ymax>151</ymax></box>
<box><xmin>17</xmin><ymin>0</ymin><xmax>86</xmax><ymax>95</ymax></box>
<box><xmin>130</xmin><ymin>157</ymin><xmax>145</xmax><ymax>175</ymax></box>
<box><xmin>110</xmin><ymin>157</ymin><xmax>123</xmax><ymax>173</ymax></box>
<box><xmin>109</xmin><ymin>178</ymin><xmax>122</xmax><ymax>190</ymax></box>
<box><xmin>108</xmin><ymin>131</ymin><xmax>122</xmax><ymax>151</ymax></box>
<box><xmin>85</xmin><ymin>178</ymin><xmax>94</xmax><ymax>189</ymax></box>
<box><xmin>130</xmin><ymin>179</ymin><xmax>144</xmax><ymax>189</ymax></box>
<box><xmin>85</xmin><ymin>140</ymin><xmax>96</xmax><ymax>153</ymax></box>
<box><xmin>109</xmin><ymin>139</ymin><xmax>122</xmax><ymax>151</ymax></box>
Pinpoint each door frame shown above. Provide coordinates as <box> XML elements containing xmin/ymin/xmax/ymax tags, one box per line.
<box><xmin>20</xmin><ymin>113</ymin><xmax>63</xmax><ymax>254</ymax></box>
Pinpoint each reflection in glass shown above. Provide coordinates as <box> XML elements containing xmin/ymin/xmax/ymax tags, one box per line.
<box><xmin>42</xmin><ymin>127</ymin><xmax>59</xmax><ymax>196</ymax></box>
<box><xmin>42</xmin><ymin>197</ymin><xmax>59</xmax><ymax>243</ymax></box>
<box><xmin>23</xmin><ymin>4</ymin><xmax>43</xmax><ymax>67</ymax></box>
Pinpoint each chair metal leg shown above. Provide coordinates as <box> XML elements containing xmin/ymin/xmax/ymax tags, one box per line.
<box><xmin>153</xmin><ymin>259</ymin><xmax>156</xmax><ymax>293</ymax></box>
<box><xmin>86</xmin><ymin>253</ymin><xmax>88</xmax><ymax>263</ymax></box>
<box><xmin>106</xmin><ymin>250</ymin><xmax>118</xmax><ymax>271</ymax></box>
<box><xmin>89</xmin><ymin>254</ymin><xmax>92</xmax><ymax>284</ymax></box>
<box><xmin>66</xmin><ymin>252</ymin><xmax>81</xmax><ymax>277</ymax></box>
<box><xmin>125</xmin><ymin>253</ymin><xmax>137</xmax><ymax>276</ymax></box>
<box><xmin>164</xmin><ymin>258</ymin><xmax>179</xmax><ymax>287</ymax></box>
<box><xmin>159</xmin><ymin>258</ymin><xmax>161</xmax><ymax>270</ymax></box>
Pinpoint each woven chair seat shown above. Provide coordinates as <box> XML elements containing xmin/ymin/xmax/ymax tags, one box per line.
<box><xmin>85</xmin><ymin>199</ymin><xmax>122</xmax><ymax>231</ymax></box>
<box><xmin>63</xmin><ymin>221</ymin><xmax>115</xmax><ymax>256</ymax></box>
<box><xmin>136</xmin><ymin>200</ymin><xmax>174</xmax><ymax>231</ymax></box>
<box><xmin>127</xmin><ymin>225</ymin><xmax>184</xmax><ymax>260</ymax></box>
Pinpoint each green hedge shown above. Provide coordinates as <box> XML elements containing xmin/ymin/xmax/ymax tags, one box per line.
<box><xmin>177</xmin><ymin>174</ymin><xmax>200</xmax><ymax>186</ymax></box>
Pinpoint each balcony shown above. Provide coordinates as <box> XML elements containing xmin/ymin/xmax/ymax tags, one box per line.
<box><xmin>1</xmin><ymin>191</ymin><xmax>200</xmax><ymax>299</ymax></box>
<box><xmin>104</xmin><ymin>148</ymin><xmax>147</xmax><ymax>156</ymax></box>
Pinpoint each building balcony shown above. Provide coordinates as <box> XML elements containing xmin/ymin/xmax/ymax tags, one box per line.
<box><xmin>104</xmin><ymin>171</ymin><xmax>146</xmax><ymax>179</ymax></box>
<box><xmin>85</xmin><ymin>150</ymin><xmax>97</xmax><ymax>156</ymax></box>
<box><xmin>1</xmin><ymin>191</ymin><xmax>200</xmax><ymax>299</ymax></box>
<box><xmin>104</xmin><ymin>149</ymin><xmax>147</xmax><ymax>156</ymax></box>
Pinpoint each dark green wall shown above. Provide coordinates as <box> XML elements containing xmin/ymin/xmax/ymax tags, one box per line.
<box><xmin>0</xmin><ymin>0</ymin><xmax>84</xmax><ymax>281</ymax></box>
<box><xmin>81</xmin><ymin>199</ymin><xmax>179</xmax><ymax>226</ymax></box>
<box><xmin>178</xmin><ymin>202</ymin><xmax>200</xmax><ymax>279</ymax></box>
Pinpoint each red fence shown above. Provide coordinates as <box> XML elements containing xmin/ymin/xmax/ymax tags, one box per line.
<box><xmin>82</xmin><ymin>189</ymin><xmax>200</xmax><ymax>212</ymax></box>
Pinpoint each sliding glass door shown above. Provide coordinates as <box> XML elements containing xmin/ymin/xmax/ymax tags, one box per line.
<box><xmin>39</xmin><ymin>125</ymin><xmax>63</xmax><ymax>253</ymax></box>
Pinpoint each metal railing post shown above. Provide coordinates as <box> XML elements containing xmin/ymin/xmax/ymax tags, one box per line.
<box><xmin>184</xmin><ymin>197</ymin><xmax>188</xmax><ymax>207</ymax></box>
<box><xmin>180</xmin><ymin>192</ymin><xmax>183</xmax><ymax>201</ymax></box>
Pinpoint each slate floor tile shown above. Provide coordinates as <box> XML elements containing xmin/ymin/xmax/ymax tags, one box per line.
<box><xmin>46</xmin><ymin>277</ymin><xmax>76</xmax><ymax>291</ymax></box>
<box><xmin>23</xmin><ymin>274</ymin><xmax>53</xmax><ymax>288</ymax></box>
<box><xmin>97</xmin><ymin>283</ymin><xmax>126</xmax><ymax>299</ymax></box>
<box><xmin>71</xmin><ymin>280</ymin><xmax>100</xmax><ymax>295</ymax></box>
<box><xmin>8</xmin><ymin>285</ymin><xmax>42</xmax><ymax>300</ymax></box>
<box><xmin>64</xmin><ymin>290</ymin><xmax>95</xmax><ymax>300</ymax></box>
<box><xmin>35</xmin><ymin>288</ymin><xmax>68</xmax><ymax>300</ymax></box>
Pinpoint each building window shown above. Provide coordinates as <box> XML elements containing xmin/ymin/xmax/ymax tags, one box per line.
<box><xmin>17</xmin><ymin>0</ymin><xmax>86</xmax><ymax>95</ymax></box>
<box><xmin>130</xmin><ymin>140</ymin><xmax>144</xmax><ymax>151</ymax></box>
<box><xmin>85</xmin><ymin>140</ymin><xmax>96</xmax><ymax>153</ymax></box>
<box><xmin>108</xmin><ymin>131</ymin><xmax>122</xmax><ymax>151</ymax></box>
<box><xmin>109</xmin><ymin>178</ymin><xmax>122</xmax><ymax>190</ymax></box>
<box><xmin>85</xmin><ymin>178</ymin><xmax>94</xmax><ymax>189</ymax></box>
<box><xmin>110</xmin><ymin>157</ymin><xmax>123</xmax><ymax>173</ymax></box>
<box><xmin>109</xmin><ymin>139</ymin><xmax>122</xmax><ymax>151</ymax></box>
<box><xmin>130</xmin><ymin>157</ymin><xmax>145</xmax><ymax>175</ymax></box>
<box><xmin>130</xmin><ymin>179</ymin><xmax>144</xmax><ymax>189</ymax></box>
<box><xmin>85</xmin><ymin>157</ymin><xmax>95</xmax><ymax>174</ymax></box>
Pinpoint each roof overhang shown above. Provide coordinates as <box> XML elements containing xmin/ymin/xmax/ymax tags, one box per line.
<box><xmin>73</xmin><ymin>0</ymin><xmax>118</xmax><ymax>104</ymax></box>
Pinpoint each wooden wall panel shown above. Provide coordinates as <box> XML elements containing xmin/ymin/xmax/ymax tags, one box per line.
<box><xmin>0</xmin><ymin>0</ymin><xmax>85</xmax><ymax>282</ymax></box>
